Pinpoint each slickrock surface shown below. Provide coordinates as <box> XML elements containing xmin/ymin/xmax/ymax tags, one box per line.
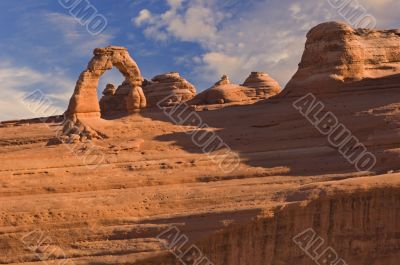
<box><xmin>1</xmin><ymin>22</ymin><xmax>400</xmax><ymax>265</ymax></box>
<box><xmin>143</xmin><ymin>72</ymin><xmax>196</xmax><ymax>107</ymax></box>
<box><xmin>242</xmin><ymin>72</ymin><xmax>281</xmax><ymax>99</ymax></box>
<box><xmin>190</xmin><ymin>75</ymin><xmax>250</xmax><ymax>105</ymax></box>
<box><xmin>1</xmin><ymin>85</ymin><xmax>400</xmax><ymax>264</ymax></box>
<box><xmin>282</xmin><ymin>21</ymin><xmax>400</xmax><ymax>97</ymax></box>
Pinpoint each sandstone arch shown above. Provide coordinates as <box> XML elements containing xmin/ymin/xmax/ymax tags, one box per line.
<box><xmin>66</xmin><ymin>46</ymin><xmax>146</xmax><ymax>119</ymax></box>
<box><xmin>64</xmin><ymin>46</ymin><xmax>146</xmax><ymax>139</ymax></box>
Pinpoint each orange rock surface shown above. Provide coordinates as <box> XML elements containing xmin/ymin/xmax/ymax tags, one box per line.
<box><xmin>190</xmin><ymin>75</ymin><xmax>252</xmax><ymax>105</ymax></box>
<box><xmin>67</xmin><ymin>46</ymin><xmax>146</xmax><ymax>118</ymax></box>
<box><xmin>0</xmin><ymin>22</ymin><xmax>400</xmax><ymax>265</ymax></box>
<box><xmin>143</xmin><ymin>72</ymin><xmax>196</xmax><ymax>107</ymax></box>
<box><xmin>242</xmin><ymin>72</ymin><xmax>281</xmax><ymax>99</ymax></box>
<box><xmin>282</xmin><ymin>22</ymin><xmax>400</xmax><ymax>97</ymax></box>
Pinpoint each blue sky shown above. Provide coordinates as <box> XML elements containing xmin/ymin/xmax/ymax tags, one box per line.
<box><xmin>0</xmin><ymin>0</ymin><xmax>399</xmax><ymax>121</ymax></box>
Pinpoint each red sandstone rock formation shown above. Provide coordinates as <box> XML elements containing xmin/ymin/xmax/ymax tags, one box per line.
<box><xmin>3</xmin><ymin>22</ymin><xmax>400</xmax><ymax>265</ymax></box>
<box><xmin>242</xmin><ymin>72</ymin><xmax>281</xmax><ymax>99</ymax></box>
<box><xmin>282</xmin><ymin>21</ymin><xmax>400</xmax><ymax>97</ymax></box>
<box><xmin>67</xmin><ymin>46</ymin><xmax>146</xmax><ymax>118</ymax></box>
<box><xmin>99</xmin><ymin>84</ymin><xmax>116</xmax><ymax>115</ymax></box>
<box><xmin>190</xmin><ymin>72</ymin><xmax>281</xmax><ymax>106</ymax></box>
<box><xmin>190</xmin><ymin>75</ymin><xmax>250</xmax><ymax>105</ymax></box>
<box><xmin>64</xmin><ymin>46</ymin><xmax>146</xmax><ymax>138</ymax></box>
<box><xmin>142</xmin><ymin>72</ymin><xmax>196</xmax><ymax>107</ymax></box>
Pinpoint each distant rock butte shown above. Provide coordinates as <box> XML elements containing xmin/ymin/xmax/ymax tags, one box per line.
<box><xmin>242</xmin><ymin>72</ymin><xmax>281</xmax><ymax>99</ymax></box>
<box><xmin>215</xmin><ymin>74</ymin><xmax>230</xmax><ymax>86</ymax></box>
<box><xmin>190</xmin><ymin>73</ymin><xmax>281</xmax><ymax>105</ymax></box>
<box><xmin>282</xmin><ymin>21</ymin><xmax>400</xmax><ymax>97</ymax></box>
<box><xmin>189</xmin><ymin>75</ymin><xmax>250</xmax><ymax>105</ymax></box>
<box><xmin>143</xmin><ymin>72</ymin><xmax>196</xmax><ymax>107</ymax></box>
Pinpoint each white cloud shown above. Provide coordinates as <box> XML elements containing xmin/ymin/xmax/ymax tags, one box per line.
<box><xmin>133</xmin><ymin>0</ymin><xmax>222</xmax><ymax>44</ymax></box>
<box><xmin>165</xmin><ymin>5</ymin><xmax>220</xmax><ymax>43</ymax></box>
<box><xmin>144</xmin><ymin>26</ymin><xmax>169</xmax><ymax>41</ymax></box>
<box><xmin>0</xmin><ymin>89</ymin><xmax>36</xmax><ymax>122</ymax></box>
<box><xmin>134</xmin><ymin>0</ymin><xmax>400</xmax><ymax>89</ymax></box>
<box><xmin>135</xmin><ymin>9</ymin><xmax>153</xmax><ymax>26</ymax></box>
<box><xmin>358</xmin><ymin>0</ymin><xmax>396</xmax><ymax>8</ymax></box>
<box><xmin>201</xmin><ymin>52</ymin><xmax>243</xmax><ymax>79</ymax></box>
<box><xmin>44</xmin><ymin>12</ymin><xmax>113</xmax><ymax>55</ymax></box>
<box><xmin>132</xmin><ymin>0</ymin><xmax>319</xmax><ymax>87</ymax></box>
<box><xmin>0</xmin><ymin>61</ymin><xmax>128</xmax><ymax>122</ymax></box>
<box><xmin>289</xmin><ymin>3</ymin><xmax>301</xmax><ymax>16</ymax></box>
<box><xmin>0</xmin><ymin>62</ymin><xmax>74</xmax><ymax>121</ymax></box>
<box><xmin>354</xmin><ymin>0</ymin><xmax>400</xmax><ymax>27</ymax></box>
<box><xmin>0</xmin><ymin>11</ymin><xmax>118</xmax><ymax>121</ymax></box>
<box><xmin>167</xmin><ymin>0</ymin><xmax>184</xmax><ymax>9</ymax></box>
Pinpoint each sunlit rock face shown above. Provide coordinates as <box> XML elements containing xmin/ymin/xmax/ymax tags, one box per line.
<box><xmin>189</xmin><ymin>75</ymin><xmax>251</xmax><ymax>105</ymax></box>
<box><xmin>242</xmin><ymin>72</ymin><xmax>281</xmax><ymax>99</ymax></box>
<box><xmin>66</xmin><ymin>46</ymin><xmax>146</xmax><ymax>119</ymax></box>
<box><xmin>64</xmin><ymin>46</ymin><xmax>146</xmax><ymax>139</ymax></box>
<box><xmin>3</xmin><ymin>22</ymin><xmax>400</xmax><ymax>265</ymax></box>
<box><xmin>190</xmin><ymin>72</ymin><xmax>281</xmax><ymax>106</ymax></box>
<box><xmin>142</xmin><ymin>72</ymin><xmax>196</xmax><ymax>107</ymax></box>
<box><xmin>282</xmin><ymin>22</ymin><xmax>400</xmax><ymax>97</ymax></box>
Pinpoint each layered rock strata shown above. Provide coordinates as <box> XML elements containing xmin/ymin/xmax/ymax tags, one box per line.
<box><xmin>143</xmin><ymin>72</ymin><xmax>196</xmax><ymax>107</ymax></box>
<box><xmin>189</xmin><ymin>75</ymin><xmax>250</xmax><ymax>105</ymax></box>
<box><xmin>242</xmin><ymin>72</ymin><xmax>281</xmax><ymax>99</ymax></box>
<box><xmin>282</xmin><ymin>22</ymin><xmax>400</xmax><ymax>97</ymax></box>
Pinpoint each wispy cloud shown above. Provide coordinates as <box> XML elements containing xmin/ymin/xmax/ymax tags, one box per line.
<box><xmin>1</xmin><ymin>0</ymin><xmax>398</xmax><ymax>121</ymax></box>
<box><xmin>132</xmin><ymin>0</ymin><xmax>223</xmax><ymax>44</ymax></box>
<box><xmin>0</xmin><ymin>62</ymin><xmax>74</xmax><ymax>121</ymax></box>
<box><xmin>134</xmin><ymin>0</ymin><xmax>399</xmax><ymax>88</ymax></box>
<box><xmin>0</xmin><ymin>9</ymin><xmax>118</xmax><ymax>121</ymax></box>
<box><xmin>132</xmin><ymin>0</ymin><xmax>325</xmax><ymax>87</ymax></box>
<box><xmin>44</xmin><ymin>12</ymin><xmax>113</xmax><ymax>56</ymax></box>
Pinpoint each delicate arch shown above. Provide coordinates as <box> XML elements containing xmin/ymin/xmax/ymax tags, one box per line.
<box><xmin>66</xmin><ymin>46</ymin><xmax>146</xmax><ymax>119</ymax></box>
